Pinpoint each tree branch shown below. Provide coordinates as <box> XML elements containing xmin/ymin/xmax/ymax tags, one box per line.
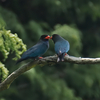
<box><xmin>0</xmin><ymin>55</ymin><xmax>100</xmax><ymax>92</ymax></box>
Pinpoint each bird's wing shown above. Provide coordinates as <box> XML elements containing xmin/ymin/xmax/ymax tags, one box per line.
<box><xmin>22</xmin><ymin>44</ymin><xmax>40</xmax><ymax>55</ymax></box>
<box><xmin>21</xmin><ymin>44</ymin><xmax>39</xmax><ymax>59</ymax></box>
<box><xmin>21</xmin><ymin>42</ymin><xmax>48</xmax><ymax>59</ymax></box>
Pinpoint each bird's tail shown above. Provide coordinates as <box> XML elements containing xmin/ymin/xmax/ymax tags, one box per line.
<box><xmin>16</xmin><ymin>58</ymin><xmax>25</xmax><ymax>64</ymax></box>
<box><xmin>57</xmin><ymin>53</ymin><xmax>65</xmax><ymax>62</ymax></box>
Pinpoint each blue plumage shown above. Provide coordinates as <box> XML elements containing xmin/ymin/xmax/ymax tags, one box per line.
<box><xmin>16</xmin><ymin>35</ymin><xmax>50</xmax><ymax>64</ymax></box>
<box><xmin>51</xmin><ymin>34</ymin><xmax>70</xmax><ymax>62</ymax></box>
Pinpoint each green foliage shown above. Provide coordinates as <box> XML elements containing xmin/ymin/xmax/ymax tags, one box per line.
<box><xmin>0</xmin><ymin>29</ymin><xmax>26</xmax><ymax>61</ymax></box>
<box><xmin>66</xmin><ymin>65</ymin><xmax>100</xmax><ymax>99</ymax></box>
<box><xmin>19</xmin><ymin>69</ymin><xmax>82</xmax><ymax>100</ymax></box>
<box><xmin>26</xmin><ymin>21</ymin><xmax>48</xmax><ymax>41</ymax></box>
<box><xmin>0</xmin><ymin>15</ymin><xmax>5</xmax><ymax>29</ymax></box>
<box><xmin>0</xmin><ymin>98</ymin><xmax>6</xmax><ymax>100</ymax></box>
<box><xmin>0</xmin><ymin>62</ymin><xmax>9</xmax><ymax>82</ymax></box>
<box><xmin>0</xmin><ymin>6</ymin><xmax>27</xmax><ymax>41</ymax></box>
<box><xmin>0</xmin><ymin>28</ymin><xmax>26</xmax><ymax>82</ymax></box>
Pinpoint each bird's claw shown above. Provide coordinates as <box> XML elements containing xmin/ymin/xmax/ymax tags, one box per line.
<box><xmin>39</xmin><ymin>57</ymin><xmax>43</xmax><ymax>59</ymax></box>
<box><xmin>65</xmin><ymin>53</ymin><xmax>67</xmax><ymax>56</ymax></box>
<box><xmin>64</xmin><ymin>53</ymin><xmax>69</xmax><ymax>56</ymax></box>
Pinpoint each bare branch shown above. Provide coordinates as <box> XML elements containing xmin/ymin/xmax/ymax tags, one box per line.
<box><xmin>64</xmin><ymin>55</ymin><xmax>100</xmax><ymax>64</ymax></box>
<box><xmin>0</xmin><ymin>55</ymin><xmax>100</xmax><ymax>92</ymax></box>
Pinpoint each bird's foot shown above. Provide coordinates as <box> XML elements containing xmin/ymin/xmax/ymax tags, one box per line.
<box><xmin>38</xmin><ymin>57</ymin><xmax>43</xmax><ymax>59</ymax></box>
<box><xmin>64</xmin><ymin>53</ymin><xmax>69</xmax><ymax>56</ymax></box>
<box><xmin>64</xmin><ymin>53</ymin><xmax>68</xmax><ymax>56</ymax></box>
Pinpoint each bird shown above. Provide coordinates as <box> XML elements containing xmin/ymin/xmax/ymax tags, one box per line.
<box><xmin>50</xmin><ymin>34</ymin><xmax>70</xmax><ymax>62</ymax></box>
<box><xmin>16</xmin><ymin>35</ymin><xmax>50</xmax><ymax>64</ymax></box>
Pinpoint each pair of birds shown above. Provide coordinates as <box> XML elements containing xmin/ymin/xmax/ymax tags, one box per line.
<box><xmin>16</xmin><ymin>34</ymin><xmax>70</xmax><ymax>64</ymax></box>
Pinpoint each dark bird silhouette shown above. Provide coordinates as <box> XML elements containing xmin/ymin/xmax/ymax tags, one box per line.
<box><xmin>51</xmin><ymin>34</ymin><xmax>70</xmax><ymax>62</ymax></box>
<box><xmin>16</xmin><ymin>35</ymin><xmax>50</xmax><ymax>64</ymax></box>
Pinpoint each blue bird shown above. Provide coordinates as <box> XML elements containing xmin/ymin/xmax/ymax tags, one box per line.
<box><xmin>16</xmin><ymin>35</ymin><xmax>50</xmax><ymax>64</ymax></box>
<box><xmin>51</xmin><ymin>34</ymin><xmax>70</xmax><ymax>62</ymax></box>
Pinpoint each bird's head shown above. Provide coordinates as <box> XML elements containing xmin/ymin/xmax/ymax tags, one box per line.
<box><xmin>50</xmin><ymin>34</ymin><xmax>61</xmax><ymax>43</ymax></box>
<box><xmin>40</xmin><ymin>35</ymin><xmax>50</xmax><ymax>41</ymax></box>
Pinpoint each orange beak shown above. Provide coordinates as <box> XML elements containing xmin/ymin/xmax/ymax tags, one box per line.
<box><xmin>45</xmin><ymin>36</ymin><xmax>50</xmax><ymax>39</ymax></box>
<box><xmin>50</xmin><ymin>36</ymin><xmax>52</xmax><ymax>39</ymax></box>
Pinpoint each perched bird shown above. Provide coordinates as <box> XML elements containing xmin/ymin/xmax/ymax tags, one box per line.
<box><xmin>51</xmin><ymin>34</ymin><xmax>70</xmax><ymax>62</ymax></box>
<box><xmin>16</xmin><ymin>35</ymin><xmax>50</xmax><ymax>64</ymax></box>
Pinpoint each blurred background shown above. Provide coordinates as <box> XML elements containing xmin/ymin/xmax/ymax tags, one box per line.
<box><xmin>0</xmin><ymin>0</ymin><xmax>100</xmax><ymax>100</ymax></box>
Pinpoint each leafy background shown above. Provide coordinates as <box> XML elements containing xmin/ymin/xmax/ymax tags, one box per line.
<box><xmin>0</xmin><ymin>0</ymin><xmax>100</xmax><ymax>100</ymax></box>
